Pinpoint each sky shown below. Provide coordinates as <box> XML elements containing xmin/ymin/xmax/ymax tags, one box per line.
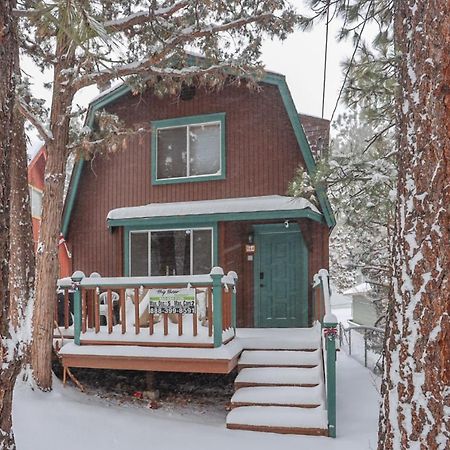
<box><xmin>25</xmin><ymin>1</ymin><xmax>355</xmax><ymax>159</ymax></box>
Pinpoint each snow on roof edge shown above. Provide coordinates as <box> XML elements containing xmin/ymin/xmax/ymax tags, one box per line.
<box><xmin>107</xmin><ymin>195</ymin><xmax>320</xmax><ymax>222</ymax></box>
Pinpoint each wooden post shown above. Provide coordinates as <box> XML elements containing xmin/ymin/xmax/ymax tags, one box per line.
<box><xmin>94</xmin><ymin>288</ymin><xmax>100</xmax><ymax>333</ymax></box>
<box><xmin>71</xmin><ymin>271</ymin><xmax>85</xmax><ymax>346</ymax></box>
<box><xmin>64</xmin><ymin>288</ymin><xmax>69</xmax><ymax>329</ymax></box>
<box><xmin>227</xmin><ymin>271</ymin><xmax>238</xmax><ymax>333</ymax></box>
<box><xmin>163</xmin><ymin>314</ymin><xmax>168</xmax><ymax>336</ymax></box>
<box><xmin>210</xmin><ymin>267</ymin><xmax>224</xmax><ymax>348</ymax></box>
<box><xmin>107</xmin><ymin>289</ymin><xmax>113</xmax><ymax>334</ymax></box>
<box><xmin>119</xmin><ymin>288</ymin><xmax>126</xmax><ymax>334</ymax></box>
<box><xmin>134</xmin><ymin>288</ymin><xmax>140</xmax><ymax>335</ymax></box>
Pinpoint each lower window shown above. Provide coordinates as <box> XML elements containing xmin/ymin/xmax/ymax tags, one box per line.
<box><xmin>129</xmin><ymin>228</ymin><xmax>213</xmax><ymax>276</ymax></box>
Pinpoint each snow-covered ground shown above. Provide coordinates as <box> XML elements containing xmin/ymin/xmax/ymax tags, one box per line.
<box><xmin>13</xmin><ymin>349</ymin><xmax>380</xmax><ymax>450</ymax></box>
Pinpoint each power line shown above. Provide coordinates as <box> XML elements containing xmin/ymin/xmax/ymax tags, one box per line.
<box><xmin>321</xmin><ymin>0</ymin><xmax>331</xmax><ymax>119</ymax></box>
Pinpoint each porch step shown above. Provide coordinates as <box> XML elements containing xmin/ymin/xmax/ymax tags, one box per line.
<box><xmin>230</xmin><ymin>386</ymin><xmax>324</xmax><ymax>408</ymax></box>
<box><xmin>238</xmin><ymin>349</ymin><xmax>321</xmax><ymax>369</ymax></box>
<box><xmin>237</xmin><ymin>326</ymin><xmax>321</xmax><ymax>351</ymax></box>
<box><xmin>226</xmin><ymin>406</ymin><xmax>328</xmax><ymax>435</ymax></box>
<box><xmin>234</xmin><ymin>367</ymin><xmax>322</xmax><ymax>389</ymax></box>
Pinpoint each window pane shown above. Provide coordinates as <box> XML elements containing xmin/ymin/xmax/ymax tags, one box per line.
<box><xmin>192</xmin><ymin>230</ymin><xmax>212</xmax><ymax>274</ymax></box>
<box><xmin>130</xmin><ymin>233</ymin><xmax>148</xmax><ymax>276</ymax></box>
<box><xmin>157</xmin><ymin>127</ymin><xmax>187</xmax><ymax>179</ymax></box>
<box><xmin>189</xmin><ymin>123</ymin><xmax>220</xmax><ymax>176</ymax></box>
<box><xmin>151</xmin><ymin>231</ymin><xmax>190</xmax><ymax>276</ymax></box>
<box><xmin>30</xmin><ymin>188</ymin><xmax>43</xmax><ymax>218</ymax></box>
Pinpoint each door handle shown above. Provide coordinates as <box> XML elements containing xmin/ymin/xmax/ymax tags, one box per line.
<box><xmin>260</xmin><ymin>284</ymin><xmax>265</xmax><ymax>288</ymax></box>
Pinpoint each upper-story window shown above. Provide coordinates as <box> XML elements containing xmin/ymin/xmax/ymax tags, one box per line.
<box><xmin>152</xmin><ymin>113</ymin><xmax>226</xmax><ymax>184</ymax></box>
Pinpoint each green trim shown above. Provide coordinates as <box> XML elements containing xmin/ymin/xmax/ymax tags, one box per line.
<box><xmin>253</xmin><ymin>223</ymin><xmax>309</xmax><ymax>328</ymax></box>
<box><xmin>61</xmin><ymin>160</ymin><xmax>84</xmax><ymax>237</ymax></box>
<box><xmin>123</xmin><ymin>226</ymin><xmax>130</xmax><ymax>276</ymax></box>
<box><xmin>151</xmin><ymin>113</ymin><xmax>226</xmax><ymax>185</ymax></box>
<box><xmin>123</xmin><ymin>222</ymin><xmax>217</xmax><ymax>277</ymax></box>
<box><xmin>73</xmin><ymin>286</ymin><xmax>81</xmax><ymax>345</ymax></box>
<box><xmin>323</xmin><ymin>323</ymin><xmax>337</xmax><ymax>438</ymax></box>
<box><xmin>263</xmin><ymin>74</ymin><xmax>335</xmax><ymax>229</ymax></box>
<box><xmin>211</xmin><ymin>272</ymin><xmax>223</xmax><ymax>347</ymax></box>
<box><xmin>61</xmin><ymin>71</ymin><xmax>335</xmax><ymax>235</ymax></box>
<box><xmin>109</xmin><ymin>208</ymin><xmax>324</xmax><ymax>229</ymax></box>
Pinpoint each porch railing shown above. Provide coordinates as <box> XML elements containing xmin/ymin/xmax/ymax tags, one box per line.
<box><xmin>57</xmin><ymin>267</ymin><xmax>238</xmax><ymax>348</ymax></box>
<box><xmin>313</xmin><ymin>269</ymin><xmax>338</xmax><ymax>438</ymax></box>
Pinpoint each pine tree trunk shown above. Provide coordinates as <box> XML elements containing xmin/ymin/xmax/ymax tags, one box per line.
<box><xmin>31</xmin><ymin>33</ymin><xmax>75</xmax><ymax>391</ymax></box>
<box><xmin>0</xmin><ymin>1</ymin><xmax>21</xmax><ymax>448</ymax></box>
<box><xmin>378</xmin><ymin>1</ymin><xmax>450</xmax><ymax>448</ymax></box>
<box><xmin>9</xmin><ymin>104</ymin><xmax>35</xmax><ymax>354</ymax></box>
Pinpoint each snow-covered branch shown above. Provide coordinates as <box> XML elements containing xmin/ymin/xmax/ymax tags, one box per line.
<box><xmin>17</xmin><ymin>101</ymin><xmax>53</xmax><ymax>143</ymax></box>
<box><xmin>74</xmin><ymin>12</ymin><xmax>274</xmax><ymax>90</ymax></box>
<box><xmin>103</xmin><ymin>0</ymin><xmax>190</xmax><ymax>33</ymax></box>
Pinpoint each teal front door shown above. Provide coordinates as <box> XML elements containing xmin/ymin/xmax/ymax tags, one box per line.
<box><xmin>254</xmin><ymin>224</ymin><xmax>308</xmax><ymax>328</ymax></box>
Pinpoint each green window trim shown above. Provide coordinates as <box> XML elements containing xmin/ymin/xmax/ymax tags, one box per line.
<box><xmin>123</xmin><ymin>222</ymin><xmax>219</xmax><ymax>277</ymax></box>
<box><xmin>151</xmin><ymin>112</ymin><xmax>226</xmax><ymax>185</ymax></box>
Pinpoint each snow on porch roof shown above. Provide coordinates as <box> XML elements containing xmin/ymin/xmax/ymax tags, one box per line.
<box><xmin>107</xmin><ymin>195</ymin><xmax>321</xmax><ymax>224</ymax></box>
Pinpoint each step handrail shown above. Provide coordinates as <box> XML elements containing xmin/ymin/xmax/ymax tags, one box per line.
<box><xmin>313</xmin><ymin>269</ymin><xmax>337</xmax><ymax>438</ymax></box>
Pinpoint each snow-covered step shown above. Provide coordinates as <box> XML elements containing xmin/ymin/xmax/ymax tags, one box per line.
<box><xmin>235</xmin><ymin>367</ymin><xmax>322</xmax><ymax>388</ymax></box>
<box><xmin>226</xmin><ymin>406</ymin><xmax>328</xmax><ymax>435</ymax></box>
<box><xmin>237</xmin><ymin>326</ymin><xmax>321</xmax><ymax>350</ymax></box>
<box><xmin>230</xmin><ymin>386</ymin><xmax>325</xmax><ymax>408</ymax></box>
<box><xmin>238</xmin><ymin>350</ymin><xmax>321</xmax><ymax>369</ymax></box>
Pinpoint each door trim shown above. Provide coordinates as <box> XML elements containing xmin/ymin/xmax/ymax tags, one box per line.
<box><xmin>253</xmin><ymin>223</ymin><xmax>308</xmax><ymax>328</ymax></box>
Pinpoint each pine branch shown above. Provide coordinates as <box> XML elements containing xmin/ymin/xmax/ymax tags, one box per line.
<box><xmin>17</xmin><ymin>101</ymin><xmax>53</xmax><ymax>143</ymax></box>
<box><xmin>102</xmin><ymin>0</ymin><xmax>191</xmax><ymax>34</ymax></box>
<box><xmin>73</xmin><ymin>12</ymin><xmax>274</xmax><ymax>90</ymax></box>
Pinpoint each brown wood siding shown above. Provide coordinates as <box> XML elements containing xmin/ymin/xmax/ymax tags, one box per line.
<box><xmin>68</xmin><ymin>82</ymin><xmax>308</xmax><ymax>277</ymax></box>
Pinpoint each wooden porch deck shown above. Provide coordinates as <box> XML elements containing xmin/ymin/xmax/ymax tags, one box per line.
<box><xmin>58</xmin><ymin>326</ymin><xmax>322</xmax><ymax>375</ymax></box>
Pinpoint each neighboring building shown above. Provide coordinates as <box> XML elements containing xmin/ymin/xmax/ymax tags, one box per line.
<box><xmin>344</xmin><ymin>282</ymin><xmax>380</xmax><ymax>327</ymax></box>
<box><xmin>28</xmin><ymin>146</ymin><xmax>72</xmax><ymax>278</ymax></box>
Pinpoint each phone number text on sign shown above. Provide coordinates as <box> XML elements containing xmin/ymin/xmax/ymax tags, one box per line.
<box><xmin>148</xmin><ymin>288</ymin><xmax>196</xmax><ymax>314</ymax></box>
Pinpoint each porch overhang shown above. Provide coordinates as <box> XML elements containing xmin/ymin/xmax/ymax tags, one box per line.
<box><xmin>106</xmin><ymin>195</ymin><xmax>324</xmax><ymax>228</ymax></box>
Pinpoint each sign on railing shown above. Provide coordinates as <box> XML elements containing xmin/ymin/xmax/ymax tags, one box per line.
<box><xmin>148</xmin><ymin>288</ymin><xmax>196</xmax><ymax>314</ymax></box>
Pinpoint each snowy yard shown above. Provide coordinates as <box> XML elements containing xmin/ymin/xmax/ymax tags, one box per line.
<box><xmin>13</xmin><ymin>348</ymin><xmax>380</xmax><ymax>450</ymax></box>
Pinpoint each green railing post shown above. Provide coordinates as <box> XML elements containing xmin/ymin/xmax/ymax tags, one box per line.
<box><xmin>210</xmin><ymin>267</ymin><xmax>224</xmax><ymax>348</ymax></box>
<box><xmin>323</xmin><ymin>321</ymin><xmax>338</xmax><ymax>438</ymax></box>
<box><xmin>71</xmin><ymin>271</ymin><xmax>85</xmax><ymax>346</ymax></box>
<box><xmin>228</xmin><ymin>271</ymin><xmax>238</xmax><ymax>333</ymax></box>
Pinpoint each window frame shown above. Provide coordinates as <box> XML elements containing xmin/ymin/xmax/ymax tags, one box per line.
<box><xmin>151</xmin><ymin>113</ymin><xmax>226</xmax><ymax>185</ymax></box>
<box><xmin>128</xmin><ymin>226</ymin><xmax>214</xmax><ymax>277</ymax></box>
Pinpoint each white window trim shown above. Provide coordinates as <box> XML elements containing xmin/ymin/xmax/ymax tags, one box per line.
<box><xmin>129</xmin><ymin>227</ymin><xmax>214</xmax><ymax>277</ymax></box>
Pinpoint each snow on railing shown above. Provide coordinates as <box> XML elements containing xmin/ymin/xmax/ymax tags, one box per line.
<box><xmin>56</xmin><ymin>267</ymin><xmax>238</xmax><ymax>349</ymax></box>
<box><xmin>312</xmin><ymin>269</ymin><xmax>337</xmax><ymax>325</ymax></box>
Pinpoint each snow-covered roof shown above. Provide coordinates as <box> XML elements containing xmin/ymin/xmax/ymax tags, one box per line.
<box><xmin>107</xmin><ymin>195</ymin><xmax>320</xmax><ymax>221</ymax></box>
<box><xmin>343</xmin><ymin>282</ymin><xmax>372</xmax><ymax>295</ymax></box>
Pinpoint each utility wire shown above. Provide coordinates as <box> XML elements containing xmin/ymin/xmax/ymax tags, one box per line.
<box><xmin>330</xmin><ymin>0</ymin><xmax>374</xmax><ymax>123</ymax></box>
<box><xmin>321</xmin><ymin>0</ymin><xmax>331</xmax><ymax>118</ymax></box>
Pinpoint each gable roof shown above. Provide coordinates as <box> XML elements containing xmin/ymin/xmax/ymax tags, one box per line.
<box><xmin>61</xmin><ymin>71</ymin><xmax>336</xmax><ymax>236</ymax></box>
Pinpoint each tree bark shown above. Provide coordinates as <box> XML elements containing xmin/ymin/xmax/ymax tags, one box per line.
<box><xmin>378</xmin><ymin>1</ymin><xmax>450</xmax><ymax>449</ymax></box>
<box><xmin>0</xmin><ymin>1</ymin><xmax>23</xmax><ymax>448</ymax></box>
<box><xmin>31</xmin><ymin>31</ymin><xmax>75</xmax><ymax>391</ymax></box>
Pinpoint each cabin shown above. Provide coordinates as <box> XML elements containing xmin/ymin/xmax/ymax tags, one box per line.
<box><xmin>50</xmin><ymin>69</ymin><xmax>339</xmax><ymax>436</ymax></box>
